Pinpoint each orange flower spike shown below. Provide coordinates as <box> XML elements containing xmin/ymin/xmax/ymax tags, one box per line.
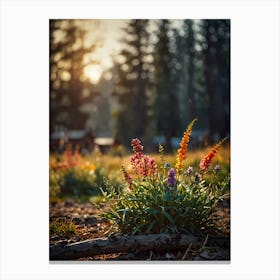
<box><xmin>199</xmin><ymin>137</ymin><xmax>227</xmax><ymax>172</ymax></box>
<box><xmin>175</xmin><ymin>119</ymin><xmax>197</xmax><ymax>172</ymax></box>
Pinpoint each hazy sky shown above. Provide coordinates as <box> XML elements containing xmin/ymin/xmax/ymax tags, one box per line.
<box><xmin>64</xmin><ymin>19</ymin><xmax>187</xmax><ymax>82</ymax></box>
<box><xmin>89</xmin><ymin>19</ymin><xmax>186</xmax><ymax>70</ymax></box>
<box><xmin>85</xmin><ymin>20</ymin><xmax>127</xmax><ymax>70</ymax></box>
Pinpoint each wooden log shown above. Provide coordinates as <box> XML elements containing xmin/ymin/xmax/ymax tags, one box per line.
<box><xmin>50</xmin><ymin>234</ymin><xmax>199</xmax><ymax>260</ymax></box>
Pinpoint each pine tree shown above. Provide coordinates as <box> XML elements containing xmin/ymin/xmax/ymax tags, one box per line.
<box><xmin>153</xmin><ymin>20</ymin><xmax>181</xmax><ymax>152</ymax></box>
<box><xmin>173</xmin><ymin>20</ymin><xmax>198</xmax><ymax>132</ymax></box>
<box><xmin>201</xmin><ymin>19</ymin><xmax>230</xmax><ymax>141</ymax></box>
<box><xmin>113</xmin><ymin>20</ymin><xmax>151</xmax><ymax>144</ymax></box>
<box><xmin>50</xmin><ymin>20</ymin><xmax>96</xmax><ymax>133</ymax></box>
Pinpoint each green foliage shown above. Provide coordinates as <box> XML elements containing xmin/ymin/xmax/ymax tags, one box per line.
<box><xmin>58</xmin><ymin>167</ymin><xmax>105</xmax><ymax>198</ymax></box>
<box><xmin>100</xmin><ymin>175</ymin><xmax>229</xmax><ymax>235</ymax></box>
<box><xmin>100</xmin><ymin>125</ymin><xmax>230</xmax><ymax>236</ymax></box>
<box><xmin>49</xmin><ymin>169</ymin><xmax>62</xmax><ymax>205</ymax></box>
<box><xmin>50</xmin><ymin>218</ymin><xmax>77</xmax><ymax>236</ymax></box>
<box><xmin>205</xmin><ymin>175</ymin><xmax>231</xmax><ymax>203</ymax></box>
<box><xmin>49</xmin><ymin>184</ymin><xmax>62</xmax><ymax>205</ymax></box>
<box><xmin>49</xmin><ymin>160</ymin><xmax>107</xmax><ymax>201</ymax></box>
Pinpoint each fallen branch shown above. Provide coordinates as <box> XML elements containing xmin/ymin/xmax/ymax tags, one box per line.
<box><xmin>50</xmin><ymin>234</ymin><xmax>199</xmax><ymax>260</ymax></box>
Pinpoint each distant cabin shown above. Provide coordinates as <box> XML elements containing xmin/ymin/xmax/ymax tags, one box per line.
<box><xmin>50</xmin><ymin>130</ymin><xmax>115</xmax><ymax>154</ymax></box>
<box><xmin>94</xmin><ymin>137</ymin><xmax>115</xmax><ymax>154</ymax></box>
<box><xmin>50</xmin><ymin>130</ymin><xmax>94</xmax><ymax>153</ymax></box>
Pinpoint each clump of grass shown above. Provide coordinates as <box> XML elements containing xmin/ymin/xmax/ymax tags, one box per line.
<box><xmin>49</xmin><ymin>146</ymin><xmax>122</xmax><ymax>201</ymax></box>
<box><xmin>58</xmin><ymin>167</ymin><xmax>105</xmax><ymax>197</ymax></box>
<box><xmin>50</xmin><ymin>218</ymin><xmax>77</xmax><ymax>237</ymax></box>
<box><xmin>100</xmin><ymin>119</ymin><xmax>230</xmax><ymax>236</ymax></box>
<box><xmin>49</xmin><ymin>184</ymin><xmax>62</xmax><ymax>205</ymax></box>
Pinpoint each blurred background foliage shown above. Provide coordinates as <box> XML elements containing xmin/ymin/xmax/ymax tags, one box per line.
<box><xmin>50</xmin><ymin>19</ymin><xmax>230</xmax><ymax>152</ymax></box>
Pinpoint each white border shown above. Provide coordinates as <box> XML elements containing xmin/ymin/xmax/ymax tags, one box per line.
<box><xmin>0</xmin><ymin>0</ymin><xmax>279</xmax><ymax>279</ymax></box>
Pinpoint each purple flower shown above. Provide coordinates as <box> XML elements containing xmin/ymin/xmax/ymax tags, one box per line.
<box><xmin>213</xmin><ymin>165</ymin><xmax>220</xmax><ymax>174</ymax></box>
<box><xmin>194</xmin><ymin>172</ymin><xmax>201</xmax><ymax>183</ymax></box>
<box><xmin>185</xmin><ymin>166</ymin><xmax>193</xmax><ymax>176</ymax></box>
<box><xmin>167</xmin><ymin>168</ymin><xmax>176</xmax><ymax>186</ymax></box>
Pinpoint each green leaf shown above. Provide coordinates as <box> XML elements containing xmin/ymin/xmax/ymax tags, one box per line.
<box><xmin>161</xmin><ymin>206</ymin><xmax>174</xmax><ymax>224</ymax></box>
<box><xmin>146</xmin><ymin>220</ymin><xmax>157</xmax><ymax>233</ymax></box>
<box><xmin>131</xmin><ymin>224</ymin><xmax>143</xmax><ymax>236</ymax></box>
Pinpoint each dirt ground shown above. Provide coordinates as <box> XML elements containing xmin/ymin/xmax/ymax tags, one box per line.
<box><xmin>49</xmin><ymin>201</ymin><xmax>230</xmax><ymax>261</ymax></box>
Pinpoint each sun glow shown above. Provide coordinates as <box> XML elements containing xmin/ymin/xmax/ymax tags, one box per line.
<box><xmin>84</xmin><ymin>64</ymin><xmax>102</xmax><ymax>84</ymax></box>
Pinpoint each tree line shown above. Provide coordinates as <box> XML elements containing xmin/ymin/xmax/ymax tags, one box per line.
<box><xmin>50</xmin><ymin>19</ymin><xmax>230</xmax><ymax>151</ymax></box>
<box><xmin>113</xmin><ymin>19</ymin><xmax>230</xmax><ymax>150</ymax></box>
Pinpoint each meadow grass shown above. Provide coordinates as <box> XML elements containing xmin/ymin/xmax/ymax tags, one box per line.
<box><xmin>49</xmin><ymin>144</ymin><xmax>230</xmax><ymax>203</ymax></box>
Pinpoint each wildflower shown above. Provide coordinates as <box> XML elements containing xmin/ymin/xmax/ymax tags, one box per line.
<box><xmin>184</xmin><ymin>166</ymin><xmax>193</xmax><ymax>176</ymax></box>
<box><xmin>130</xmin><ymin>138</ymin><xmax>157</xmax><ymax>177</ymax></box>
<box><xmin>121</xmin><ymin>166</ymin><xmax>133</xmax><ymax>188</ymax></box>
<box><xmin>81</xmin><ymin>161</ymin><xmax>96</xmax><ymax>173</ymax></box>
<box><xmin>131</xmin><ymin>138</ymin><xmax>144</xmax><ymax>153</ymax></box>
<box><xmin>194</xmin><ymin>172</ymin><xmax>201</xmax><ymax>183</ymax></box>
<box><xmin>130</xmin><ymin>153</ymin><xmax>141</xmax><ymax>175</ymax></box>
<box><xmin>139</xmin><ymin>155</ymin><xmax>158</xmax><ymax>176</ymax></box>
<box><xmin>167</xmin><ymin>168</ymin><xmax>176</xmax><ymax>186</ymax></box>
<box><xmin>130</xmin><ymin>138</ymin><xmax>144</xmax><ymax>175</ymax></box>
<box><xmin>63</xmin><ymin>144</ymin><xmax>79</xmax><ymax>169</ymax></box>
<box><xmin>164</xmin><ymin>162</ymin><xmax>171</xmax><ymax>169</ymax></box>
<box><xmin>199</xmin><ymin>138</ymin><xmax>227</xmax><ymax>172</ymax></box>
<box><xmin>158</xmin><ymin>144</ymin><xmax>165</xmax><ymax>170</ymax></box>
<box><xmin>142</xmin><ymin>155</ymin><xmax>150</xmax><ymax>176</ymax></box>
<box><xmin>175</xmin><ymin>119</ymin><xmax>197</xmax><ymax>172</ymax></box>
<box><xmin>73</xmin><ymin>147</ymin><xmax>80</xmax><ymax>165</ymax></box>
<box><xmin>148</xmin><ymin>158</ymin><xmax>157</xmax><ymax>175</ymax></box>
<box><xmin>213</xmin><ymin>165</ymin><xmax>220</xmax><ymax>174</ymax></box>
